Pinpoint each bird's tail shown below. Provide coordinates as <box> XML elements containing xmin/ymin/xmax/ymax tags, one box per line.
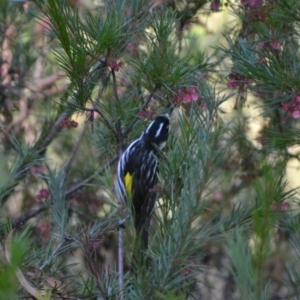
<box><xmin>132</xmin><ymin>215</ymin><xmax>151</xmax><ymax>267</ymax></box>
<box><xmin>132</xmin><ymin>193</ymin><xmax>156</xmax><ymax>266</ymax></box>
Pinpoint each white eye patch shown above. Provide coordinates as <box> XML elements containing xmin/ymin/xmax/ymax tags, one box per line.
<box><xmin>155</xmin><ymin>123</ymin><xmax>164</xmax><ymax>138</ymax></box>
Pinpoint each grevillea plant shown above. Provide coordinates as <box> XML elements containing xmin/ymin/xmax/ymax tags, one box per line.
<box><xmin>0</xmin><ymin>0</ymin><xmax>300</xmax><ymax>299</ymax></box>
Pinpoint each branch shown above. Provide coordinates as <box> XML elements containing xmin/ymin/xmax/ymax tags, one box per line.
<box><xmin>111</xmin><ymin>68</ymin><xmax>123</xmax><ymax>146</ymax></box>
<box><xmin>27</xmin><ymin>73</ymin><xmax>65</xmax><ymax>92</ymax></box>
<box><xmin>40</xmin><ymin>111</ymin><xmax>71</xmax><ymax>149</ymax></box>
<box><xmin>6</xmin><ymin>98</ymin><xmax>29</xmax><ymax>134</ymax></box>
<box><xmin>28</xmin><ymin>83</ymin><xmax>67</xmax><ymax>102</ymax></box>
<box><xmin>118</xmin><ymin>224</ymin><xmax>124</xmax><ymax>300</ymax></box>
<box><xmin>111</xmin><ymin>68</ymin><xmax>121</xmax><ymax>104</ymax></box>
<box><xmin>82</xmin><ymin>230</ymin><xmax>108</xmax><ymax>298</ymax></box>
<box><xmin>123</xmin><ymin>88</ymin><xmax>158</xmax><ymax>137</ymax></box>
<box><xmin>39</xmin><ymin>235</ymin><xmax>72</xmax><ymax>271</ymax></box>
<box><xmin>65</xmin><ymin>155</ymin><xmax>118</xmax><ymax>196</ymax></box>
<box><xmin>63</xmin><ymin>122</ymin><xmax>88</xmax><ymax>178</ymax></box>
<box><xmin>81</xmin><ymin>105</ymin><xmax>118</xmax><ymax>138</ymax></box>
<box><xmin>1</xmin><ymin>24</ymin><xmax>15</xmax><ymax>86</ymax></box>
<box><xmin>12</xmin><ymin>204</ymin><xmax>46</xmax><ymax>229</ymax></box>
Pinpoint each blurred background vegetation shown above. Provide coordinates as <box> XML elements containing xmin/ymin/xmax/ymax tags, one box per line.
<box><xmin>1</xmin><ymin>0</ymin><xmax>300</xmax><ymax>299</ymax></box>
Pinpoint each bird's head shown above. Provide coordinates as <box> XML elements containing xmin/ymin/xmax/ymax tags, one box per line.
<box><xmin>142</xmin><ymin>115</ymin><xmax>170</xmax><ymax>149</ymax></box>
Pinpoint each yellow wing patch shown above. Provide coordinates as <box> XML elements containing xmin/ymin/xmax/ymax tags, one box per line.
<box><xmin>124</xmin><ymin>172</ymin><xmax>133</xmax><ymax>196</ymax></box>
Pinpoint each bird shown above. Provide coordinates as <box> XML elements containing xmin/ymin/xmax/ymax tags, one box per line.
<box><xmin>115</xmin><ymin>115</ymin><xmax>170</xmax><ymax>253</ymax></box>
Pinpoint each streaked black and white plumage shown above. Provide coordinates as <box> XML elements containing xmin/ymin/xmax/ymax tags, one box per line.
<box><xmin>115</xmin><ymin>115</ymin><xmax>170</xmax><ymax>250</ymax></box>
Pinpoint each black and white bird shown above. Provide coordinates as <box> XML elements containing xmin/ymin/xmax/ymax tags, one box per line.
<box><xmin>115</xmin><ymin>115</ymin><xmax>170</xmax><ymax>251</ymax></box>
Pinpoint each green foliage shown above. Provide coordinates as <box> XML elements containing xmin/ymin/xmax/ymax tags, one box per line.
<box><xmin>265</xmin><ymin>127</ymin><xmax>300</xmax><ymax>149</ymax></box>
<box><xmin>44</xmin><ymin>167</ymin><xmax>68</xmax><ymax>234</ymax></box>
<box><xmin>227</xmin><ymin>227</ymin><xmax>267</xmax><ymax>300</ymax></box>
<box><xmin>0</xmin><ymin>228</ymin><xmax>31</xmax><ymax>299</ymax></box>
<box><xmin>129</xmin><ymin>10</ymin><xmax>200</xmax><ymax>92</ymax></box>
<box><xmin>0</xmin><ymin>135</ymin><xmax>45</xmax><ymax>204</ymax></box>
<box><xmin>1</xmin><ymin>0</ymin><xmax>300</xmax><ymax>299</ymax></box>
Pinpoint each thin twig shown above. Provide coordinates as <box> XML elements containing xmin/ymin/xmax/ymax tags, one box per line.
<box><xmin>63</xmin><ymin>123</ymin><xmax>88</xmax><ymax>178</ymax></box>
<box><xmin>111</xmin><ymin>67</ymin><xmax>126</xmax><ymax>299</ymax></box>
<box><xmin>117</xmin><ymin>204</ymin><xmax>130</xmax><ymax>299</ymax></box>
<box><xmin>111</xmin><ymin>68</ymin><xmax>121</xmax><ymax>104</ymax></box>
<box><xmin>117</xmin><ymin>122</ymin><xmax>125</xmax><ymax>300</ymax></box>
<box><xmin>40</xmin><ymin>111</ymin><xmax>71</xmax><ymax>149</ymax></box>
<box><xmin>12</xmin><ymin>204</ymin><xmax>46</xmax><ymax>229</ymax></box>
<box><xmin>51</xmin><ymin>296</ymin><xmax>86</xmax><ymax>300</ymax></box>
<box><xmin>118</xmin><ymin>197</ymin><xmax>126</xmax><ymax>300</ymax></box>
<box><xmin>123</xmin><ymin>88</ymin><xmax>158</xmax><ymax>137</ymax></box>
<box><xmin>82</xmin><ymin>228</ymin><xmax>108</xmax><ymax>298</ymax></box>
<box><xmin>117</xmin><ymin>214</ymin><xmax>130</xmax><ymax>228</ymax></box>
<box><xmin>6</xmin><ymin>98</ymin><xmax>28</xmax><ymax>135</ymax></box>
<box><xmin>111</xmin><ymin>68</ymin><xmax>123</xmax><ymax>144</ymax></box>
<box><xmin>65</xmin><ymin>156</ymin><xmax>118</xmax><ymax>196</ymax></box>
<box><xmin>82</xmin><ymin>104</ymin><xmax>119</xmax><ymax>139</ymax></box>
<box><xmin>118</xmin><ymin>224</ymin><xmax>124</xmax><ymax>300</ymax></box>
<box><xmin>39</xmin><ymin>235</ymin><xmax>72</xmax><ymax>270</ymax></box>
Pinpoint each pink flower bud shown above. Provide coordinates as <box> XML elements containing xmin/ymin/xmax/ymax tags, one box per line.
<box><xmin>271</xmin><ymin>41</ymin><xmax>281</xmax><ymax>50</ymax></box>
<box><xmin>227</xmin><ymin>79</ymin><xmax>238</xmax><ymax>88</ymax></box>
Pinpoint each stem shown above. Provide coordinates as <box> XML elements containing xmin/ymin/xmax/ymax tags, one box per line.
<box><xmin>39</xmin><ymin>235</ymin><xmax>71</xmax><ymax>270</ymax></box>
<box><xmin>80</xmin><ymin>104</ymin><xmax>119</xmax><ymax>139</ymax></box>
<box><xmin>111</xmin><ymin>68</ymin><xmax>120</xmax><ymax>104</ymax></box>
<box><xmin>118</xmin><ymin>225</ymin><xmax>124</xmax><ymax>300</ymax></box>
<box><xmin>40</xmin><ymin>111</ymin><xmax>71</xmax><ymax>149</ymax></box>
<box><xmin>65</xmin><ymin>156</ymin><xmax>118</xmax><ymax>196</ymax></box>
<box><xmin>123</xmin><ymin>88</ymin><xmax>158</xmax><ymax>137</ymax></box>
<box><xmin>111</xmin><ymin>68</ymin><xmax>123</xmax><ymax>145</ymax></box>
<box><xmin>63</xmin><ymin>122</ymin><xmax>88</xmax><ymax>179</ymax></box>
<box><xmin>12</xmin><ymin>204</ymin><xmax>47</xmax><ymax>229</ymax></box>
